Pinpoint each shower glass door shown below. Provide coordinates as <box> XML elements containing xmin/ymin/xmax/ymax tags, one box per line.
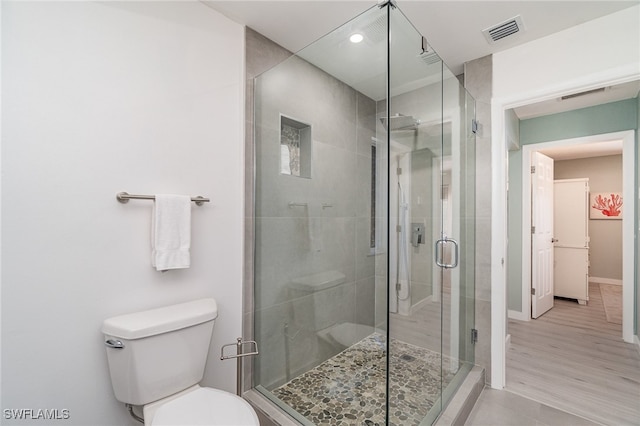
<box><xmin>252</xmin><ymin>4</ymin><xmax>390</xmax><ymax>425</ymax></box>
<box><xmin>386</xmin><ymin>8</ymin><xmax>446</xmax><ymax>425</ymax></box>
<box><xmin>386</xmin><ymin>6</ymin><xmax>476</xmax><ymax>424</ymax></box>
<box><xmin>439</xmin><ymin>46</ymin><xmax>476</xmax><ymax>414</ymax></box>
<box><xmin>251</xmin><ymin>2</ymin><xmax>475</xmax><ymax>424</ymax></box>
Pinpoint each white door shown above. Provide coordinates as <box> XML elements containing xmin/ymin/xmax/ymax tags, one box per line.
<box><xmin>531</xmin><ymin>152</ymin><xmax>554</xmax><ymax>318</ymax></box>
<box><xmin>554</xmin><ymin>179</ymin><xmax>590</xmax><ymax>304</ymax></box>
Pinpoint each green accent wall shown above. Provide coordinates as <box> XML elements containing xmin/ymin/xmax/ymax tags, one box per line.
<box><xmin>520</xmin><ymin>98</ymin><xmax>638</xmax><ymax>144</ymax></box>
<box><xmin>507</xmin><ymin>98</ymin><xmax>638</xmax><ymax>313</ymax></box>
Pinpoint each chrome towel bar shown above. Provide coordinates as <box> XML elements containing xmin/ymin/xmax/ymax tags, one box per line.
<box><xmin>116</xmin><ymin>191</ymin><xmax>210</xmax><ymax>206</ymax></box>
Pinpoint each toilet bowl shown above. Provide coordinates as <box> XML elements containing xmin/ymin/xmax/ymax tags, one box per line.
<box><xmin>102</xmin><ymin>298</ymin><xmax>259</xmax><ymax>426</ymax></box>
<box><xmin>144</xmin><ymin>386</ymin><xmax>258</xmax><ymax>426</ymax></box>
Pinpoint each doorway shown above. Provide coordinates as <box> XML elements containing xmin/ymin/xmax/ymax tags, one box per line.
<box><xmin>517</xmin><ymin>131</ymin><xmax>634</xmax><ymax>343</ymax></box>
<box><xmin>503</xmin><ymin>133</ymin><xmax>637</xmax><ymax>424</ymax></box>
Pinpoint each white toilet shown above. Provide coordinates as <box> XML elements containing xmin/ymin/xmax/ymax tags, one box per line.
<box><xmin>102</xmin><ymin>298</ymin><xmax>259</xmax><ymax>426</ymax></box>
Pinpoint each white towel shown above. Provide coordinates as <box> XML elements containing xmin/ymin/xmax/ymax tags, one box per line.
<box><xmin>280</xmin><ymin>145</ymin><xmax>291</xmax><ymax>174</ymax></box>
<box><xmin>151</xmin><ymin>194</ymin><xmax>191</xmax><ymax>271</ymax></box>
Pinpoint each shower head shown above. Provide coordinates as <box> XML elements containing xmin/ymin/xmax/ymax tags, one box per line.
<box><xmin>380</xmin><ymin>114</ymin><xmax>420</xmax><ymax>131</ymax></box>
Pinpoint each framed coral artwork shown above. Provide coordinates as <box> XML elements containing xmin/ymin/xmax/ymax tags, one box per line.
<box><xmin>590</xmin><ymin>192</ymin><xmax>623</xmax><ymax>219</ymax></box>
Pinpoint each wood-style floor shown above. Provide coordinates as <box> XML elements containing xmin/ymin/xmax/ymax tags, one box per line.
<box><xmin>506</xmin><ymin>283</ymin><xmax>640</xmax><ymax>425</ymax></box>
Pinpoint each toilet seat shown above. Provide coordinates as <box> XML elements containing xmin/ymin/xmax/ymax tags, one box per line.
<box><xmin>148</xmin><ymin>387</ymin><xmax>259</xmax><ymax>426</ymax></box>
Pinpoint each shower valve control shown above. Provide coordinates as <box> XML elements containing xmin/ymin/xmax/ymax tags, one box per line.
<box><xmin>411</xmin><ymin>224</ymin><xmax>425</xmax><ymax>247</ymax></box>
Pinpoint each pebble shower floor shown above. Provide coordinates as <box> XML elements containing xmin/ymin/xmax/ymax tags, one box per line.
<box><xmin>272</xmin><ymin>334</ymin><xmax>455</xmax><ymax>425</ymax></box>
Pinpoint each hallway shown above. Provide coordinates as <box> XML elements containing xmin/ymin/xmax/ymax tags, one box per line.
<box><xmin>505</xmin><ymin>283</ymin><xmax>640</xmax><ymax>425</ymax></box>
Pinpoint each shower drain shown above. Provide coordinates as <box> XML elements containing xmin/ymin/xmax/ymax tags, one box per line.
<box><xmin>400</xmin><ymin>354</ymin><xmax>416</xmax><ymax>362</ymax></box>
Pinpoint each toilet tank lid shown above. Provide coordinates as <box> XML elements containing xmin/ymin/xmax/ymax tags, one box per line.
<box><xmin>102</xmin><ymin>298</ymin><xmax>218</xmax><ymax>340</ymax></box>
<box><xmin>290</xmin><ymin>270</ymin><xmax>346</xmax><ymax>291</ymax></box>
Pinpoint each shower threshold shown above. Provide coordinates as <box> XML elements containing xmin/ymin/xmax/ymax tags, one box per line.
<box><xmin>270</xmin><ymin>333</ymin><xmax>456</xmax><ymax>425</ymax></box>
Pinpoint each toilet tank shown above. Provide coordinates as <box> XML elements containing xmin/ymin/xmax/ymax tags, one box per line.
<box><xmin>102</xmin><ymin>298</ymin><xmax>218</xmax><ymax>406</ymax></box>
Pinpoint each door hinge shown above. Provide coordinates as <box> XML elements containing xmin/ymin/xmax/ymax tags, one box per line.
<box><xmin>531</xmin><ymin>166</ymin><xmax>536</xmax><ymax>174</ymax></box>
<box><xmin>471</xmin><ymin>329</ymin><xmax>478</xmax><ymax>344</ymax></box>
<box><xmin>531</xmin><ymin>225</ymin><xmax>536</xmax><ymax>234</ymax></box>
<box><xmin>397</xmin><ymin>167</ymin><xmax>402</xmax><ymax>175</ymax></box>
<box><xmin>396</xmin><ymin>225</ymin><xmax>402</xmax><ymax>233</ymax></box>
<box><xmin>531</xmin><ymin>287</ymin><xmax>536</xmax><ymax>295</ymax></box>
<box><xmin>471</xmin><ymin>119</ymin><xmax>478</xmax><ymax>134</ymax></box>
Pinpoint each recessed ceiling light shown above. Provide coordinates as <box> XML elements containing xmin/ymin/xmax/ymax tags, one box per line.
<box><xmin>349</xmin><ymin>33</ymin><xmax>364</xmax><ymax>43</ymax></box>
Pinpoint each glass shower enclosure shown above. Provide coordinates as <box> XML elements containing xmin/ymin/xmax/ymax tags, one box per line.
<box><xmin>252</xmin><ymin>3</ymin><xmax>475</xmax><ymax>424</ymax></box>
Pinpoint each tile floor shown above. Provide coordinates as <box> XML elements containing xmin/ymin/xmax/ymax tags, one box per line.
<box><xmin>465</xmin><ymin>388</ymin><xmax>599</xmax><ymax>426</ymax></box>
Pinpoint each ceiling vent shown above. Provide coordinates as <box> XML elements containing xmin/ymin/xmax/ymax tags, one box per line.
<box><xmin>482</xmin><ymin>15</ymin><xmax>525</xmax><ymax>44</ymax></box>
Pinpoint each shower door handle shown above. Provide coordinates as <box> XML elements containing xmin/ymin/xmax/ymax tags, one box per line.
<box><xmin>435</xmin><ymin>237</ymin><xmax>459</xmax><ymax>269</ymax></box>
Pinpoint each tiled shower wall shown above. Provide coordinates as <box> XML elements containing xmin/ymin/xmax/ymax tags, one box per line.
<box><xmin>247</xmin><ymin>28</ymin><xmax>383</xmax><ymax>390</ymax></box>
<box><xmin>243</xmin><ymin>28</ymin><xmax>293</xmax><ymax>393</ymax></box>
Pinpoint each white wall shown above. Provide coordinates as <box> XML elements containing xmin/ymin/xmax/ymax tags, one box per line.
<box><xmin>490</xmin><ymin>4</ymin><xmax>640</xmax><ymax>386</ymax></box>
<box><xmin>493</xmin><ymin>5</ymin><xmax>640</xmax><ymax>103</ymax></box>
<box><xmin>1</xmin><ymin>2</ymin><xmax>244</xmax><ymax>424</ymax></box>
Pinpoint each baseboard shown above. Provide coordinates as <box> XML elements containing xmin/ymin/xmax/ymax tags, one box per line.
<box><xmin>589</xmin><ymin>276</ymin><xmax>622</xmax><ymax>286</ymax></box>
<box><xmin>505</xmin><ymin>334</ymin><xmax>511</xmax><ymax>348</ymax></box>
<box><xmin>508</xmin><ymin>309</ymin><xmax>529</xmax><ymax>321</ymax></box>
<box><xmin>635</xmin><ymin>335</ymin><xmax>640</xmax><ymax>356</ymax></box>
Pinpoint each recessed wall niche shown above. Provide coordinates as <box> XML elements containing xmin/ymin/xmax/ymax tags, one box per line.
<box><xmin>280</xmin><ymin>115</ymin><xmax>311</xmax><ymax>178</ymax></box>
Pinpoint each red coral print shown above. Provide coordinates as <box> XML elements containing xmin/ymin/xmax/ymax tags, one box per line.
<box><xmin>592</xmin><ymin>193</ymin><xmax>623</xmax><ymax>217</ymax></box>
